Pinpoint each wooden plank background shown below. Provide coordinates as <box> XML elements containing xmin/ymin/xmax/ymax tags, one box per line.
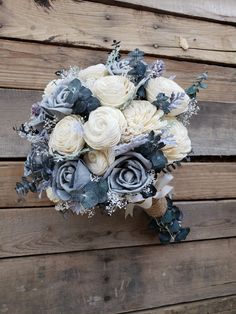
<box><xmin>0</xmin><ymin>1</ymin><xmax>235</xmax><ymax>313</ymax></box>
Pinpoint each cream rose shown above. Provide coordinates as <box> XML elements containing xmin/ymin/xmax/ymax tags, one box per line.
<box><xmin>49</xmin><ymin>115</ymin><xmax>85</xmax><ymax>156</ymax></box>
<box><xmin>46</xmin><ymin>187</ymin><xmax>60</xmax><ymax>203</ymax></box>
<box><xmin>146</xmin><ymin>77</ymin><xmax>190</xmax><ymax>116</ymax></box>
<box><xmin>161</xmin><ymin>117</ymin><xmax>191</xmax><ymax>162</ymax></box>
<box><xmin>83</xmin><ymin>106</ymin><xmax>127</xmax><ymax>150</ymax></box>
<box><xmin>122</xmin><ymin>100</ymin><xmax>167</xmax><ymax>142</ymax></box>
<box><xmin>78</xmin><ymin>64</ymin><xmax>108</xmax><ymax>89</ymax></box>
<box><xmin>92</xmin><ymin>75</ymin><xmax>135</xmax><ymax>108</ymax></box>
<box><xmin>84</xmin><ymin>149</ymin><xmax>115</xmax><ymax>176</ymax></box>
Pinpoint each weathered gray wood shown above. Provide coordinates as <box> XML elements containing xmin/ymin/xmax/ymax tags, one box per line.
<box><xmin>0</xmin><ymin>238</ymin><xmax>235</xmax><ymax>313</ymax></box>
<box><xmin>172</xmin><ymin>162</ymin><xmax>236</xmax><ymax>200</ymax></box>
<box><xmin>132</xmin><ymin>295</ymin><xmax>236</xmax><ymax>314</ymax></box>
<box><xmin>188</xmin><ymin>101</ymin><xmax>236</xmax><ymax>156</ymax></box>
<box><xmin>0</xmin><ymin>162</ymin><xmax>51</xmax><ymax>207</ymax></box>
<box><xmin>0</xmin><ymin>89</ymin><xmax>39</xmax><ymax>158</ymax></box>
<box><xmin>0</xmin><ymin>200</ymin><xmax>235</xmax><ymax>258</ymax></box>
<box><xmin>102</xmin><ymin>0</ymin><xmax>236</xmax><ymax>24</ymax></box>
<box><xmin>0</xmin><ymin>88</ymin><xmax>235</xmax><ymax>157</ymax></box>
<box><xmin>1</xmin><ymin>40</ymin><xmax>236</xmax><ymax>104</ymax></box>
<box><xmin>0</xmin><ymin>1</ymin><xmax>236</xmax><ymax>64</ymax></box>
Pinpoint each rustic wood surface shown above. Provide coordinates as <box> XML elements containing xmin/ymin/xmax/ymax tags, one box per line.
<box><xmin>0</xmin><ymin>238</ymin><xmax>235</xmax><ymax>314</ymax></box>
<box><xmin>1</xmin><ymin>40</ymin><xmax>236</xmax><ymax>104</ymax></box>
<box><xmin>1</xmin><ymin>1</ymin><xmax>236</xmax><ymax>64</ymax></box>
<box><xmin>0</xmin><ymin>200</ymin><xmax>235</xmax><ymax>258</ymax></box>
<box><xmin>1</xmin><ymin>162</ymin><xmax>236</xmax><ymax>208</ymax></box>
<box><xmin>1</xmin><ymin>88</ymin><xmax>235</xmax><ymax>157</ymax></box>
<box><xmin>103</xmin><ymin>0</ymin><xmax>236</xmax><ymax>23</ymax></box>
<box><xmin>133</xmin><ymin>295</ymin><xmax>236</xmax><ymax>314</ymax></box>
<box><xmin>0</xmin><ymin>1</ymin><xmax>236</xmax><ymax>313</ymax></box>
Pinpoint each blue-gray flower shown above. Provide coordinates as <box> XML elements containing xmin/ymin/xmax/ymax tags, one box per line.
<box><xmin>52</xmin><ymin>160</ymin><xmax>91</xmax><ymax>201</ymax></box>
<box><xmin>104</xmin><ymin>152</ymin><xmax>152</xmax><ymax>194</ymax></box>
<box><xmin>41</xmin><ymin>79</ymin><xmax>81</xmax><ymax>116</ymax></box>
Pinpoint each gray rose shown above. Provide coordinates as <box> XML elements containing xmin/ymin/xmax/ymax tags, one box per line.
<box><xmin>52</xmin><ymin>160</ymin><xmax>91</xmax><ymax>201</ymax></box>
<box><xmin>41</xmin><ymin>79</ymin><xmax>81</xmax><ymax>116</ymax></box>
<box><xmin>104</xmin><ymin>152</ymin><xmax>152</xmax><ymax>194</ymax></box>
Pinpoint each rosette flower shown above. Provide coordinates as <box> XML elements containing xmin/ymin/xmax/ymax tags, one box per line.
<box><xmin>52</xmin><ymin>160</ymin><xmax>91</xmax><ymax>201</ymax></box>
<box><xmin>146</xmin><ymin>77</ymin><xmax>190</xmax><ymax>116</ymax></box>
<box><xmin>161</xmin><ymin>117</ymin><xmax>191</xmax><ymax>162</ymax></box>
<box><xmin>104</xmin><ymin>152</ymin><xmax>152</xmax><ymax>194</ymax></box>
<box><xmin>122</xmin><ymin>100</ymin><xmax>167</xmax><ymax>141</ymax></box>
<box><xmin>92</xmin><ymin>75</ymin><xmax>135</xmax><ymax>108</ymax></box>
<box><xmin>41</xmin><ymin>79</ymin><xmax>75</xmax><ymax>115</ymax></box>
<box><xmin>78</xmin><ymin>64</ymin><xmax>108</xmax><ymax>89</ymax></box>
<box><xmin>84</xmin><ymin>149</ymin><xmax>115</xmax><ymax>176</ymax></box>
<box><xmin>49</xmin><ymin>115</ymin><xmax>85</xmax><ymax>156</ymax></box>
<box><xmin>83</xmin><ymin>106</ymin><xmax>127</xmax><ymax>150</ymax></box>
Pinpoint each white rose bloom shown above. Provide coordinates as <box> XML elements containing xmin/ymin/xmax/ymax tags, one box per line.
<box><xmin>83</xmin><ymin>106</ymin><xmax>127</xmax><ymax>150</ymax></box>
<box><xmin>84</xmin><ymin>149</ymin><xmax>115</xmax><ymax>176</ymax></box>
<box><xmin>49</xmin><ymin>115</ymin><xmax>85</xmax><ymax>156</ymax></box>
<box><xmin>78</xmin><ymin>64</ymin><xmax>108</xmax><ymax>89</ymax></box>
<box><xmin>161</xmin><ymin>117</ymin><xmax>191</xmax><ymax>162</ymax></box>
<box><xmin>122</xmin><ymin>100</ymin><xmax>167</xmax><ymax>142</ymax></box>
<box><xmin>46</xmin><ymin>187</ymin><xmax>60</xmax><ymax>203</ymax></box>
<box><xmin>146</xmin><ymin>77</ymin><xmax>190</xmax><ymax>116</ymax></box>
<box><xmin>92</xmin><ymin>75</ymin><xmax>135</xmax><ymax>108</ymax></box>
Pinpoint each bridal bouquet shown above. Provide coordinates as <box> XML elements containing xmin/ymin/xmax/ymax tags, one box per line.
<box><xmin>15</xmin><ymin>42</ymin><xmax>207</xmax><ymax>243</ymax></box>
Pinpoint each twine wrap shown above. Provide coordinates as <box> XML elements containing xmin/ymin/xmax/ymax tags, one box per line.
<box><xmin>144</xmin><ymin>197</ymin><xmax>167</xmax><ymax>218</ymax></box>
<box><xmin>124</xmin><ymin>173</ymin><xmax>173</xmax><ymax>218</ymax></box>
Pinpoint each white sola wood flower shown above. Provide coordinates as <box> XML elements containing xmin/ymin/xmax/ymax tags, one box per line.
<box><xmin>49</xmin><ymin>115</ymin><xmax>85</xmax><ymax>156</ymax></box>
<box><xmin>84</xmin><ymin>149</ymin><xmax>115</xmax><ymax>176</ymax></box>
<box><xmin>92</xmin><ymin>75</ymin><xmax>135</xmax><ymax>108</ymax></box>
<box><xmin>78</xmin><ymin>64</ymin><xmax>108</xmax><ymax>89</ymax></box>
<box><xmin>161</xmin><ymin>117</ymin><xmax>191</xmax><ymax>162</ymax></box>
<box><xmin>122</xmin><ymin>100</ymin><xmax>167</xmax><ymax>141</ymax></box>
<box><xmin>83</xmin><ymin>106</ymin><xmax>127</xmax><ymax>150</ymax></box>
<box><xmin>146</xmin><ymin>77</ymin><xmax>190</xmax><ymax>116</ymax></box>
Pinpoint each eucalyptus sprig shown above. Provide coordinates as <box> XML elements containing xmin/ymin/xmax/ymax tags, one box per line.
<box><xmin>185</xmin><ymin>72</ymin><xmax>208</xmax><ymax>99</ymax></box>
<box><xmin>148</xmin><ymin>198</ymin><xmax>190</xmax><ymax>243</ymax></box>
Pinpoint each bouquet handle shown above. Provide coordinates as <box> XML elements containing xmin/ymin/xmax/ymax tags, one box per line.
<box><xmin>144</xmin><ymin>197</ymin><xmax>167</xmax><ymax>218</ymax></box>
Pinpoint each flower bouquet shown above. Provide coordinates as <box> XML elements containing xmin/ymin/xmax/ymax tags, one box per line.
<box><xmin>15</xmin><ymin>42</ymin><xmax>207</xmax><ymax>243</ymax></box>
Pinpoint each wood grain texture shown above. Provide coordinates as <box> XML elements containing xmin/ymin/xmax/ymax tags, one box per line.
<box><xmin>172</xmin><ymin>163</ymin><xmax>236</xmax><ymax>200</ymax></box>
<box><xmin>0</xmin><ymin>162</ymin><xmax>52</xmax><ymax>208</ymax></box>
<box><xmin>1</xmin><ymin>88</ymin><xmax>235</xmax><ymax>158</ymax></box>
<box><xmin>133</xmin><ymin>295</ymin><xmax>236</xmax><ymax>314</ymax></box>
<box><xmin>0</xmin><ymin>200</ymin><xmax>235</xmax><ymax>258</ymax></box>
<box><xmin>0</xmin><ymin>89</ymin><xmax>39</xmax><ymax>158</ymax></box>
<box><xmin>0</xmin><ymin>1</ymin><xmax>236</xmax><ymax>64</ymax></box>
<box><xmin>0</xmin><ymin>238</ymin><xmax>235</xmax><ymax>313</ymax></box>
<box><xmin>0</xmin><ymin>2</ymin><xmax>235</xmax><ymax>313</ymax></box>
<box><xmin>103</xmin><ymin>0</ymin><xmax>236</xmax><ymax>24</ymax></box>
<box><xmin>1</xmin><ymin>39</ymin><xmax>236</xmax><ymax>104</ymax></box>
<box><xmin>1</xmin><ymin>162</ymin><xmax>236</xmax><ymax>208</ymax></box>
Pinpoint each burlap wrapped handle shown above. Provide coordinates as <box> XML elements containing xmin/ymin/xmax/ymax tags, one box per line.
<box><xmin>144</xmin><ymin>197</ymin><xmax>167</xmax><ymax>218</ymax></box>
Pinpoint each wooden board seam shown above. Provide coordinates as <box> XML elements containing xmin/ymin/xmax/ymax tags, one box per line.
<box><xmin>1</xmin><ymin>1</ymin><xmax>236</xmax><ymax>65</ymax></box>
<box><xmin>93</xmin><ymin>0</ymin><xmax>236</xmax><ymax>25</ymax></box>
<box><xmin>124</xmin><ymin>293</ymin><xmax>236</xmax><ymax>314</ymax></box>
<box><xmin>1</xmin><ymin>36</ymin><xmax>236</xmax><ymax>68</ymax></box>
<box><xmin>1</xmin><ymin>236</ymin><xmax>236</xmax><ymax>261</ymax></box>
